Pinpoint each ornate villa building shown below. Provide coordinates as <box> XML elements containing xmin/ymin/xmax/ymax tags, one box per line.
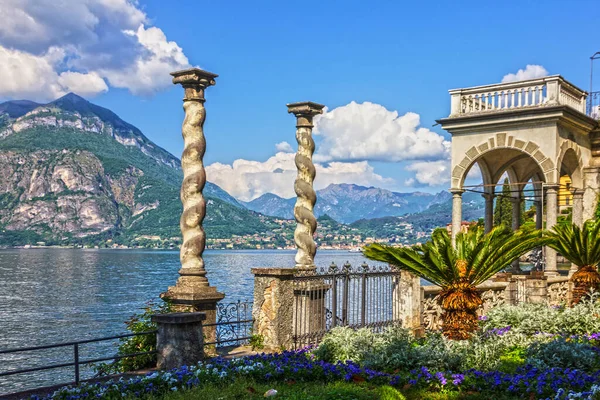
<box><xmin>437</xmin><ymin>75</ymin><xmax>600</xmax><ymax>275</ymax></box>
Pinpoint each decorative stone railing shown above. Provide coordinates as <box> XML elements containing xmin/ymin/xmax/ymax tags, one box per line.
<box><xmin>422</xmin><ymin>282</ymin><xmax>510</xmax><ymax>331</ymax></box>
<box><xmin>449</xmin><ymin>75</ymin><xmax>587</xmax><ymax>117</ymax></box>
<box><xmin>417</xmin><ymin>275</ymin><xmax>572</xmax><ymax>332</ymax></box>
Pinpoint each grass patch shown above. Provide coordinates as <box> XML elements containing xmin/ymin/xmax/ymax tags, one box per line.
<box><xmin>152</xmin><ymin>379</ymin><xmax>401</xmax><ymax>400</ymax></box>
<box><xmin>148</xmin><ymin>378</ymin><xmax>525</xmax><ymax>400</ymax></box>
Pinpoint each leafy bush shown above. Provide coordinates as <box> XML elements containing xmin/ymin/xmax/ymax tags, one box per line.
<box><xmin>96</xmin><ymin>300</ymin><xmax>174</xmax><ymax>374</ymax></box>
<box><xmin>482</xmin><ymin>296</ymin><xmax>600</xmax><ymax>335</ymax></box>
<box><xmin>314</xmin><ymin>318</ymin><xmax>600</xmax><ymax>374</ymax></box>
<box><xmin>525</xmin><ymin>337</ymin><xmax>600</xmax><ymax>370</ymax></box>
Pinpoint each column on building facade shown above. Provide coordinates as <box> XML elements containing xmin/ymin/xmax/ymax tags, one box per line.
<box><xmin>569</xmin><ymin>189</ymin><xmax>585</xmax><ymax>276</ymax></box>
<box><xmin>582</xmin><ymin>167</ymin><xmax>600</xmax><ymax>222</ymax></box>
<box><xmin>544</xmin><ymin>185</ymin><xmax>559</xmax><ymax>276</ymax></box>
<box><xmin>450</xmin><ymin>189</ymin><xmax>464</xmax><ymax>244</ymax></box>
<box><xmin>572</xmin><ymin>189</ymin><xmax>584</xmax><ymax>227</ymax></box>
<box><xmin>534</xmin><ymin>200</ymin><xmax>543</xmax><ymax>230</ymax></box>
<box><xmin>482</xmin><ymin>192</ymin><xmax>494</xmax><ymax>233</ymax></box>
<box><xmin>510</xmin><ymin>192</ymin><xmax>522</xmax><ymax>271</ymax></box>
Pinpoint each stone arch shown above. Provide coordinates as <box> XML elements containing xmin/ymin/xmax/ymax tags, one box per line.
<box><xmin>451</xmin><ymin>133</ymin><xmax>555</xmax><ymax>189</ymax></box>
<box><xmin>556</xmin><ymin>141</ymin><xmax>584</xmax><ymax>189</ymax></box>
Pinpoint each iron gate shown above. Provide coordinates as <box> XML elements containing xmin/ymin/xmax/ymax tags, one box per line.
<box><xmin>292</xmin><ymin>262</ymin><xmax>401</xmax><ymax>348</ymax></box>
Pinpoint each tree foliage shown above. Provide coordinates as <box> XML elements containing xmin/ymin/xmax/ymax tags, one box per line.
<box><xmin>546</xmin><ymin>220</ymin><xmax>600</xmax><ymax>304</ymax></box>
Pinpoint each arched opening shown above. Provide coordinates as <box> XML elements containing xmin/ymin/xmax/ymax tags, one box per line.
<box><xmin>451</xmin><ymin>146</ymin><xmax>554</xmax><ymax>273</ymax></box>
<box><xmin>557</xmin><ymin>148</ymin><xmax>584</xmax><ymax>227</ymax></box>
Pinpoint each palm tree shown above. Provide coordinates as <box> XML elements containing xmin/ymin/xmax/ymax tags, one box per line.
<box><xmin>363</xmin><ymin>226</ymin><xmax>546</xmax><ymax>340</ymax></box>
<box><xmin>545</xmin><ymin>220</ymin><xmax>600</xmax><ymax>305</ymax></box>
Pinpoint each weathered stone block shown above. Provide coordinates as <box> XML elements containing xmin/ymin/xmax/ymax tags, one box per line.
<box><xmin>152</xmin><ymin>312</ymin><xmax>206</xmax><ymax>370</ymax></box>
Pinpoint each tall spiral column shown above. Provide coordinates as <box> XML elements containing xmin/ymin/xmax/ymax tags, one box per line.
<box><xmin>162</xmin><ymin>69</ymin><xmax>224</xmax><ymax>340</ymax></box>
<box><xmin>287</xmin><ymin>102</ymin><xmax>325</xmax><ymax>270</ymax></box>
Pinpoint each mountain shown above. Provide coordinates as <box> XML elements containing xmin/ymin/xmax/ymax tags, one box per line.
<box><xmin>244</xmin><ymin>183</ymin><xmax>455</xmax><ymax>224</ymax></box>
<box><xmin>244</xmin><ymin>193</ymin><xmax>295</xmax><ymax>219</ymax></box>
<box><xmin>0</xmin><ymin>93</ymin><xmax>268</xmax><ymax>247</ymax></box>
<box><xmin>350</xmin><ymin>191</ymin><xmax>485</xmax><ymax>242</ymax></box>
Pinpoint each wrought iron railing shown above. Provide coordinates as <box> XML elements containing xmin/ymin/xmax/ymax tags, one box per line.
<box><xmin>588</xmin><ymin>91</ymin><xmax>600</xmax><ymax>118</ymax></box>
<box><xmin>204</xmin><ymin>300</ymin><xmax>253</xmax><ymax>347</ymax></box>
<box><xmin>0</xmin><ymin>331</ymin><xmax>157</xmax><ymax>393</ymax></box>
<box><xmin>292</xmin><ymin>262</ymin><xmax>401</xmax><ymax>348</ymax></box>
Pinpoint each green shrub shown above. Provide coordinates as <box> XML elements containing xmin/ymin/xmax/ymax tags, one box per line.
<box><xmin>96</xmin><ymin>300</ymin><xmax>174</xmax><ymax>374</ymax></box>
<box><xmin>482</xmin><ymin>295</ymin><xmax>600</xmax><ymax>335</ymax></box>
<box><xmin>525</xmin><ymin>337</ymin><xmax>600</xmax><ymax>370</ymax></box>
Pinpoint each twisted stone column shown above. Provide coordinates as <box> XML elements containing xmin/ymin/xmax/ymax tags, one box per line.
<box><xmin>287</xmin><ymin>102</ymin><xmax>325</xmax><ymax>270</ymax></box>
<box><xmin>162</xmin><ymin>69</ymin><xmax>224</xmax><ymax>339</ymax></box>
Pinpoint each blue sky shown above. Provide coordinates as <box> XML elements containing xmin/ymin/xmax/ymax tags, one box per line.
<box><xmin>1</xmin><ymin>0</ymin><xmax>599</xmax><ymax>200</ymax></box>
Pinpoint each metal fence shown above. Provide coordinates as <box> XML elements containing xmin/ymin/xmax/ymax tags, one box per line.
<box><xmin>292</xmin><ymin>262</ymin><xmax>401</xmax><ymax>348</ymax></box>
<box><xmin>205</xmin><ymin>300</ymin><xmax>253</xmax><ymax>347</ymax></box>
<box><xmin>587</xmin><ymin>91</ymin><xmax>600</xmax><ymax>118</ymax></box>
<box><xmin>0</xmin><ymin>330</ymin><xmax>157</xmax><ymax>392</ymax></box>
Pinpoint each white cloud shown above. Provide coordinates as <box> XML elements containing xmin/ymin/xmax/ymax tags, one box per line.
<box><xmin>0</xmin><ymin>46</ymin><xmax>108</xmax><ymax>101</ymax></box>
<box><xmin>99</xmin><ymin>25</ymin><xmax>189</xmax><ymax>95</ymax></box>
<box><xmin>206</xmin><ymin>152</ymin><xmax>394</xmax><ymax>201</ymax></box>
<box><xmin>313</xmin><ymin>101</ymin><xmax>450</xmax><ymax>163</ymax></box>
<box><xmin>0</xmin><ymin>0</ymin><xmax>189</xmax><ymax>101</ymax></box>
<box><xmin>405</xmin><ymin>160</ymin><xmax>450</xmax><ymax>186</ymax></box>
<box><xmin>275</xmin><ymin>141</ymin><xmax>294</xmax><ymax>153</ymax></box>
<box><xmin>501</xmin><ymin>65</ymin><xmax>548</xmax><ymax>83</ymax></box>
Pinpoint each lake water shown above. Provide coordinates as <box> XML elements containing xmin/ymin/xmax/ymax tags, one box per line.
<box><xmin>0</xmin><ymin>248</ymin><xmax>383</xmax><ymax>394</ymax></box>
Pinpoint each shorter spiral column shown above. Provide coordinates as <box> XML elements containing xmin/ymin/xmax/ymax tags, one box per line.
<box><xmin>161</xmin><ymin>68</ymin><xmax>224</xmax><ymax>348</ymax></box>
<box><xmin>287</xmin><ymin>101</ymin><xmax>325</xmax><ymax>271</ymax></box>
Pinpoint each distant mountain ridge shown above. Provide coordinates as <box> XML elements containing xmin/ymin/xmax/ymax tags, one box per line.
<box><xmin>0</xmin><ymin>93</ymin><xmax>270</xmax><ymax>246</ymax></box>
<box><xmin>243</xmin><ymin>183</ymin><xmax>454</xmax><ymax>223</ymax></box>
<box><xmin>0</xmin><ymin>93</ymin><xmax>180</xmax><ymax>169</ymax></box>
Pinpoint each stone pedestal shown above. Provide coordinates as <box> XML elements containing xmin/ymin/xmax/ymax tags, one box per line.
<box><xmin>161</xmin><ymin>287</ymin><xmax>224</xmax><ymax>346</ymax></box>
<box><xmin>251</xmin><ymin>268</ymin><xmax>296</xmax><ymax>350</ymax></box>
<box><xmin>392</xmin><ymin>271</ymin><xmax>422</xmax><ymax>332</ymax></box>
<box><xmin>151</xmin><ymin>312</ymin><xmax>206</xmax><ymax>370</ymax></box>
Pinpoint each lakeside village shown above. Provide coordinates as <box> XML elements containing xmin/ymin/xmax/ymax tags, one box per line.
<box><xmin>15</xmin><ymin>217</ymin><xmax>428</xmax><ymax>250</ymax></box>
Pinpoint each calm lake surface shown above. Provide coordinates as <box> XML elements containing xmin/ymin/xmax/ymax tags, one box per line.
<box><xmin>0</xmin><ymin>248</ymin><xmax>384</xmax><ymax>394</ymax></box>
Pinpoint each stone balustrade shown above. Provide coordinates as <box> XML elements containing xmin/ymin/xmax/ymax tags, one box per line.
<box><xmin>449</xmin><ymin>75</ymin><xmax>587</xmax><ymax>116</ymax></box>
<box><xmin>405</xmin><ymin>274</ymin><xmax>572</xmax><ymax>332</ymax></box>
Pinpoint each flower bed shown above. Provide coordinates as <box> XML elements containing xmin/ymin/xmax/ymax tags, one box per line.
<box><xmin>36</xmin><ymin>348</ymin><xmax>600</xmax><ymax>400</ymax></box>
<box><xmin>37</xmin><ymin>300</ymin><xmax>600</xmax><ymax>400</ymax></box>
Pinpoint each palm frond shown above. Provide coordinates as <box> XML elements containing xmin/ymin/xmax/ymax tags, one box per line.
<box><xmin>363</xmin><ymin>226</ymin><xmax>547</xmax><ymax>287</ymax></box>
<box><xmin>546</xmin><ymin>220</ymin><xmax>600</xmax><ymax>268</ymax></box>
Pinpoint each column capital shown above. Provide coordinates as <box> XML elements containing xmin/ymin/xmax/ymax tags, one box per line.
<box><xmin>449</xmin><ymin>188</ymin><xmax>465</xmax><ymax>196</ymax></box>
<box><xmin>287</xmin><ymin>101</ymin><xmax>325</xmax><ymax>127</ymax></box>
<box><xmin>171</xmin><ymin>68</ymin><xmax>218</xmax><ymax>101</ymax></box>
<box><xmin>544</xmin><ymin>184</ymin><xmax>560</xmax><ymax>192</ymax></box>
